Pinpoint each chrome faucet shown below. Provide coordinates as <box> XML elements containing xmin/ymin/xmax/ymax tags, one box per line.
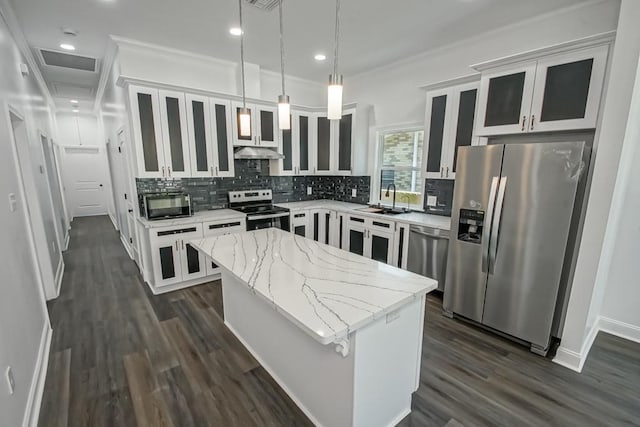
<box><xmin>385</xmin><ymin>183</ymin><xmax>396</xmax><ymax>211</ymax></box>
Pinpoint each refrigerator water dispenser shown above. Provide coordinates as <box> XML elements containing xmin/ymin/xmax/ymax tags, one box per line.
<box><xmin>457</xmin><ymin>209</ymin><xmax>485</xmax><ymax>244</ymax></box>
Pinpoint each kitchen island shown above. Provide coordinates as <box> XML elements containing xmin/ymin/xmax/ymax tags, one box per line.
<box><xmin>190</xmin><ymin>228</ymin><xmax>437</xmax><ymax>427</ymax></box>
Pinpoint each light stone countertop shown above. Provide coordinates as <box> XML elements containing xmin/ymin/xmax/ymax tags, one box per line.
<box><xmin>190</xmin><ymin>228</ymin><xmax>437</xmax><ymax>345</ymax></box>
<box><xmin>137</xmin><ymin>209</ymin><xmax>246</xmax><ymax>229</ymax></box>
<box><xmin>275</xmin><ymin>200</ymin><xmax>451</xmax><ymax>231</ymax></box>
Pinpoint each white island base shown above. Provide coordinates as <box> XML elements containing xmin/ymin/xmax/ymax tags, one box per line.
<box><xmin>222</xmin><ymin>271</ymin><xmax>426</xmax><ymax>427</ymax></box>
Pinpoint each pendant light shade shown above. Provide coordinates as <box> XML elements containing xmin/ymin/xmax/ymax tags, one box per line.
<box><xmin>327</xmin><ymin>74</ymin><xmax>343</xmax><ymax>120</ymax></box>
<box><xmin>237</xmin><ymin>0</ymin><xmax>252</xmax><ymax>137</ymax></box>
<box><xmin>277</xmin><ymin>0</ymin><xmax>291</xmax><ymax>130</ymax></box>
<box><xmin>239</xmin><ymin>107</ymin><xmax>252</xmax><ymax>137</ymax></box>
<box><xmin>278</xmin><ymin>94</ymin><xmax>291</xmax><ymax>130</ymax></box>
<box><xmin>327</xmin><ymin>0</ymin><xmax>343</xmax><ymax>120</ymax></box>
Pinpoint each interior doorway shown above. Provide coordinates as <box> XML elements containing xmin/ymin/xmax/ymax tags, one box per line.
<box><xmin>40</xmin><ymin>135</ymin><xmax>67</xmax><ymax>252</ymax></box>
<box><xmin>61</xmin><ymin>146</ymin><xmax>110</xmax><ymax>218</ymax></box>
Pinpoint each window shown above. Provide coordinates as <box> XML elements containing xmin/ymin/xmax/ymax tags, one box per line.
<box><xmin>376</xmin><ymin>128</ymin><xmax>424</xmax><ymax>210</ymax></box>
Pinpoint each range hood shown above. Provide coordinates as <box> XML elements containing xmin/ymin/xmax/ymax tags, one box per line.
<box><xmin>234</xmin><ymin>146</ymin><xmax>284</xmax><ymax>160</ymax></box>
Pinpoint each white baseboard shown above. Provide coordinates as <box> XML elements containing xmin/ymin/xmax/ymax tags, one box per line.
<box><xmin>147</xmin><ymin>274</ymin><xmax>221</xmax><ymax>295</ymax></box>
<box><xmin>22</xmin><ymin>323</ymin><xmax>52</xmax><ymax>427</ymax></box>
<box><xmin>120</xmin><ymin>235</ymin><xmax>133</xmax><ymax>260</ymax></box>
<box><xmin>52</xmin><ymin>257</ymin><xmax>65</xmax><ymax>300</ymax></box>
<box><xmin>554</xmin><ymin>315</ymin><xmax>640</xmax><ymax>373</ymax></box>
<box><xmin>109</xmin><ymin>212</ymin><xmax>119</xmax><ymax>231</ymax></box>
<box><xmin>598</xmin><ymin>316</ymin><xmax>640</xmax><ymax>344</ymax></box>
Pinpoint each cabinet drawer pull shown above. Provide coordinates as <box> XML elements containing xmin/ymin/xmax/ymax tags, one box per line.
<box><xmin>168</xmin><ymin>167</ymin><xmax>172</xmax><ymax>177</ymax></box>
<box><xmin>210</xmin><ymin>166</ymin><xmax>214</xmax><ymax>176</ymax></box>
<box><xmin>521</xmin><ymin>115</ymin><xmax>527</xmax><ymax>131</ymax></box>
<box><xmin>372</xmin><ymin>221</ymin><xmax>391</xmax><ymax>228</ymax></box>
<box><xmin>530</xmin><ymin>115</ymin><xmax>535</xmax><ymax>131</ymax></box>
<box><xmin>175</xmin><ymin>241</ymin><xmax>178</xmax><ymax>250</ymax></box>
<box><xmin>350</xmin><ymin>217</ymin><xmax>365</xmax><ymax>223</ymax></box>
<box><xmin>440</xmin><ymin>167</ymin><xmax>443</xmax><ymax>178</ymax></box>
<box><xmin>216</xmin><ymin>166</ymin><xmax>219</xmax><ymax>175</ymax></box>
<box><xmin>162</xmin><ymin>166</ymin><xmax>165</xmax><ymax>177</ymax></box>
<box><xmin>446</xmin><ymin>166</ymin><xmax>449</xmax><ymax>177</ymax></box>
<box><xmin>181</xmin><ymin>240</ymin><xmax>185</xmax><ymax>250</ymax></box>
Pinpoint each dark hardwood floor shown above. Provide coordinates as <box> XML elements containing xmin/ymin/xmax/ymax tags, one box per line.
<box><xmin>39</xmin><ymin>216</ymin><xmax>640</xmax><ymax>426</ymax></box>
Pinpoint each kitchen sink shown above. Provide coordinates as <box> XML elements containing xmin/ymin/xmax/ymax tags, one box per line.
<box><xmin>356</xmin><ymin>206</ymin><xmax>410</xmax><ymax>215</ymax></box>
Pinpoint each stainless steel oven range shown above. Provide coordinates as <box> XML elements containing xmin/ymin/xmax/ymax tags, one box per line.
<box><xmin>228</xmin><ymin>190</ymin><xmax>290</xmax><ymax>231</ymax></box>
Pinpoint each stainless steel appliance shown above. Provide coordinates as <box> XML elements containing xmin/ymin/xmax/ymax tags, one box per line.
<box><xmin>228</xmin><ymin>189</ymin><xmax>290</xmax><ymax>231</ymax></box>
<box><xmin>143</xmin><ymin>193</ymin><xmax>192</xmax><ymax>220</ymax></box>
<box><xmin>444</xmin><ymin>142</ymin><xmax>590</xmax><ymax>355</ymax></box>
<box><xmin>407</xmin><ymin>225</ymin><xmax>449</xmax><ymax>292</ymax></box>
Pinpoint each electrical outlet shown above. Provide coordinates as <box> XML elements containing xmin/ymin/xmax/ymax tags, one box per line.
<box><xmin>6</xmin><ymin>366</ymin><xmax>15</xmax><ymax>395</ymax></box>
<box><xmin>8</xmin><ymin>193</ymin><xmax>17</xmax><ymax>212</ymax></box>
<box><xmin>307</xmin><ymin>186</ymin><xmax>312</xmax><ymax>195</ymax></box>
<box><xmin>351</xmin><ymin>188</ymin><xmax>357</xmax><ymax>197</ymax></box>
<box><xmin>426</xmin><ymin>195</ymin><xmax>437</xmax><ymax>207</ymax></box>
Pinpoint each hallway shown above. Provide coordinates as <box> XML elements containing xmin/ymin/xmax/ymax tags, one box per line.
<box><xmin>39</xmin><ymin>217</ymin><xmax>640</xmax><ymax>426</ymax></box>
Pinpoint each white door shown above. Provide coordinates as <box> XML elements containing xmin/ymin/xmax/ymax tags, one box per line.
<box><xmin>62</xmin><ymin>146</ymin><xmax>109</xmax><ymax>218</ymax></box>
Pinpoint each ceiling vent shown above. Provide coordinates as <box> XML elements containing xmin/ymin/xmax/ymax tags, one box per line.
<box><xmin>39</xmin><ymin>49</ymin><xmax>97</xmax><ymax>72</ymax></box>
<box><xmin>244</xmin><ymin>0</ymin><xmax>279</xmax><ymax>12</ymax></box>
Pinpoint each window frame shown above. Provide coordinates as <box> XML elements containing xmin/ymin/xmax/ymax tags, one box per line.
<box><xmin>372</xmin><ymin>124</ymin><xmax>426</xmax><ymax>211</ymax></box>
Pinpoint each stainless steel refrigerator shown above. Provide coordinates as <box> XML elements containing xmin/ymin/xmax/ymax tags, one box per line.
<box><xmin>443</xmin><ymin>141</ymin><xmax>590</xmax><ymax>355</ymax></box>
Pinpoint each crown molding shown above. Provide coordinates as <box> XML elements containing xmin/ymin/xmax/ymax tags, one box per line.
<box><xmin>471</xmin><ymin>31</ymin><xmax>615</xmax><ymax>72</ymax></box>
<box><xmin>260</xmin><ymin>68</ymin><xmax>325</xmax><ymax>90</ymax></box>
<box><xmin>419</xmin><ymin>73</ymin><xmax>480</xmax><ymax>91</ymax></box>
<box><xmin>0</xmin><ymin>0</ymin><xmax>55</xmax><ymax>108</ymax></box>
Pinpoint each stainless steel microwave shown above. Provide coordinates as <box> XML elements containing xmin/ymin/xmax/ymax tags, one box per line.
<box><xmin>143</xmin><ymin>193</ymin><xmax>192</xmax><ymax>220</ymax></box>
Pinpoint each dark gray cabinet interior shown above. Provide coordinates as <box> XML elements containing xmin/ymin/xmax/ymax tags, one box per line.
<box><xmin>316</xmin><ymin>116</ymin><xmax>331</xmax><ymax>171</ymax></box>
<box><xmin>260</xmin><ymin>110</ymin><xmax>275</xmax><ymax>142</ymax></box>
<box><xmin>214</xmin><ymin>104</ymin><xmax>230</xmax><ymax>172</ymax></box>
<box><xmin>159</xmin><ymin>245</ymin><xmax>176</xmax><ymax>280</ymax></box>
<box><xmin>313</xmin><ymin>213</ymin><xmax>319</xmax><ymax>241</ymax></box>
<box><xmin>541</xmin><ymin>59</ymin><xmax>593</xmax><ymax>122</ymax></box>
<box><xmin>137</xmin><ymin>93</ymin><xmax>159</xmax><ymax>172</ymax></box>
<box><xmin>338</xmin><ymin>113</ymin><xmax>352</xmax><ymax>171</ymax></box>
<box><xmin>299</xmin><ymin>115</ymin><xmax>309</xmax><ymax>171</ymax></box>
<box><xmin>185</xmin><ymin>244</ymin><xmax>201</xmax><ymax>274</ymax></box>
<box><xmin>371</xmin><ymin>235</ymin><xmax>390</xmax><ymax>263</ymax></box>
<box><xmin>484</xmin><ymin>72</ymin><xmax>526</xmax><ymax>127</ymax></box>
<box><xmin>349</xmin><ymin>229</ymin><xmax>365</xmax><ymax>256</ymax></box>
<box><xmin>453</xmin><ymin>89</ymin><xmax>477</xmax><ymax>172</ymax></box>
<box><xmin>282</xmin><ymin>117</ymin><xmax>293</xmax><ymax>171</ymax></box>
<box><xmin>426</xmin><ymin>95</ymin><xmax>447</xmax><ymax>173</ymax></box>
<box><xmin>165</xmin><ymin>97</ymin><xmax>185</xmax><ymax>171</ymax></box>
<box><xmin>294</xmin><ymin>225</ymin><xmax>306</xmax><ymax>237</ymax></box>
<box><xmin>191</xmin><ymin>100</ymin><xmax>208</xmax><ymax>172</ymax></box>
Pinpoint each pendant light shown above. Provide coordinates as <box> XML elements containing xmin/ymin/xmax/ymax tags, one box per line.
<box><xmin>327</xmin><ymin>0</ymin><xmax>343</xmax><ymax>120</ymax></box>
<box><xmin>237</xmin><ymin>0</ymin><xmax>251</xmax><ymax>137</ymax></box>
<box><xmin>277</xmin><ymin>0</ymin><xmax>291</xmax><ymax>130</ymax></box>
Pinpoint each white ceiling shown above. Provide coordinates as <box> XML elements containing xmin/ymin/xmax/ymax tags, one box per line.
<box><xmin>10</xmin><ymin>0</ymin><xmax>589</xmax><ymax>111</ymax></box>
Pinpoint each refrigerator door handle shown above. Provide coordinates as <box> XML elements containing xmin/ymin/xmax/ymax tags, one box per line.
<box><xmin>489</xmin><ymin>177</ymin><xmax>508</xmax><ymax>274</ymax></box>
<box><xmin>482</xmin><ymin>177</ymin><xmax>500</xmax><ymax>273</ymax></box>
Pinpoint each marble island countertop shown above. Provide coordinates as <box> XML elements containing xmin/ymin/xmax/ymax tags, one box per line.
<box><xmin>275</xmin><ymin>200</ymin><xmax>451</xmax><ymax>231</ymax></box>
<box><xmin>190</xmin><ymin>228</ymin><xmax>437</xmax><ymax>346</ymax></box>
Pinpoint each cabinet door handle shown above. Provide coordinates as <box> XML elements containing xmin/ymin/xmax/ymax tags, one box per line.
<box><xmin>440</xmin><ymin>167</ymin><xmax>444</xmax><ymax>178</ymax></box>
<box><xmin>168</xmin><ymin>167</ymin><xmax>172</xmax><ymax>177</ymax></box>
<box><xmin>521</xmin><ymin>116</ymin><xmax>527</xmax><ymax>131</ymax></box>
<box><xmin>175</xmin><ymin>240</ymin><xmax>178</xmax><ymax>250</ymax></box>
<box><xmin>162</xmin><ymin>166</ymin><xmax>165</xmax><ymax>177</ymax></box>
<box><xmin>530</xmin><ymin>115</ymin><xmax>535</xmax><ymax>131</ymax></box>
<box><xmin>215</xmin><ymin>166</ymin><xmax>219</xmax><ymax>175</ymax></box>
<box><xmin>446</xmin><ymin>166</ymin><xmax>449</xmax><ymax>177</ymax></box>
<box><xmin>181</xmin><ymin>240</ymin><xmax>185</xmax><ymax>250</ymax></box>
<box><xmin>210</xmin><ymin>166</ymin><xmax>214</xmax><ymax>176</ymax></box>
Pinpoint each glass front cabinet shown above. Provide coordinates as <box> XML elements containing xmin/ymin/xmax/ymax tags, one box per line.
<box><xmin>423</xmin><ymin>79</ymin><xmax>479</xmax><ymax>180</ymax></box>
<box><xmin>343</xmin><ymin>215</ymin><xmax>395</xmax><ymax>264</ymax></box>
<box><xmin>475</xmin><ymin>45</ymin><xmax>608</xmax><ymax>136</ymax></box>
<box><xmin>150</xmin><ymin>224</ymin><xmax>205</xmax><ymax>288</ymax></box>
<box><xmin>312</xmin><ymin>108</ymin><xmax>355</xmax><ymax>176</ymax></box>
<box><xmin>231</xmin><ymin>101</ymin><xmax>279</xmax><ymax>148</ymax></box>
<box><xmin>272</xmin><ymin>111</ymin><xmax>314</xmax><ymax>176</ymax></box>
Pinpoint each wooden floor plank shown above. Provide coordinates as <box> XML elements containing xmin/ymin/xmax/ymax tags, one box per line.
<box><xmin>39</xmin><ymin>216</ymin><xmax>640</xmax><ymax>427</ymax></box>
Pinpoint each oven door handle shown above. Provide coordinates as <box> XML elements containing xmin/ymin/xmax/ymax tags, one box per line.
<box><xmin>248</xmin><ymin>212</ymin><xmax>290</xmax><ymax>221</ymax></box>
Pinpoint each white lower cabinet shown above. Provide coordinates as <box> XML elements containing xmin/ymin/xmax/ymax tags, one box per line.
<box><xmin>150</xmin><ymin>224</ymin><xmax>205</xmax><ymax>288</ymax></box>
<box><xmin>392</xmin><ymin>222</ymin><xmax>411</xmax><ymax>269</ymax></box>
<box><xmin>203</xmin><ymin>218</ymin><xmax>246</xmax><ymax>275</ymax></box>
<box><xmin>343</xmin><ymin>214</ymin><xmax>395</xmax><ymax>264</ymax></box>
<box><xmin>310</xmin><ymin>209</ymin><xmax>340</xmax><ymax>247</ymax></box>
<box><xmin>291</xmin><ymin>211</ymin><xmax>310</xmax><ymax>237</ymax></box>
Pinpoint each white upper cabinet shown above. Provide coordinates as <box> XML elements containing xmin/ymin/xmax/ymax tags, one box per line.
<box><xmin>336</xmin><ymin>108</ymin><xmax>356</xmax><ymax>175</ymax></box>
<box><xmin>186</xmin><ymin>95</ymin><xmax>235</xmax><ymax>178</ymax></box>
<box><xmin>231</xmin><ymin>101</ymin><xmax>279</xmax><ymax>148</ymax></box>
<box><xmin>313</xmin><ymin>112</ymin><xmax>334</xmax><ymax>175</ymax></box>
<box><xmin>130</xmin><ymin>85</ymin><xmax>165</xmax><ymax>178</ymax></box>
<box><xmin>475</xmin><ymin>45</ymin><xmax>608</xmax><ymax>136</ymax></box>
<box><xmin>312</xmin><ymin>108</ymin><xmax>356</xmax><ymax>176</ymax></box>
<box><xmin>158</xmin><ymin>90</ymin><xmax>191</xmax><ymax>178</ymax></box>
<box><xmin>423</xmin><ymin>80</ymin><xmax>479</xmax><ymax>180</ymax></box>
<box><xmin>272</xmin><ymin>111</ymin><xmax>315</xmax><ymax>176</ymax></box>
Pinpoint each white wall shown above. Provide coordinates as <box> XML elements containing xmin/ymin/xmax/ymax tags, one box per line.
<box><xmin>599</xmin><ymin>56</ymin><xmax>640</xmax><ymax>333</ymax></box>
<box><xmin>345</xmin><ymin>0</ymin><xmax>620</xmax><ymax>128</ymax></box>
<box><xmin>114</xmin><ymin>37</ymin><xmax>326</xmax><ymax>106</ymax></box>
<box><xmin>0</xmin><ymin>1</ymin><xmax>56</xmax><ymax>425</ymax></box>
<box><xmin>557</xmin><ymin>0</ymin><xmax>640</xmax><ymax>371</ymax></box>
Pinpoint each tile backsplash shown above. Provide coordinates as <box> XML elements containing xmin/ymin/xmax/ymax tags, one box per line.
<box><xmin>136</xmin><ymin>160</ymin><xmax>371</xmax><ymax>213</ymax></box>
<box><xmin>423</xmin><ymin>179</ymin><xmax>455</xmax><ymax>217</ymax></box>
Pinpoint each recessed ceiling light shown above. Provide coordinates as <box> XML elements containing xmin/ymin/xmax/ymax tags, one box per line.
<box><xmin>314</xmin><ymin>54</ymin><xmax>326</xmax><ymax>61</ymax></box>
<box><xmin>60</xmin><ymin>43</ymin><xmax>76</xmax><ymax>51</ymax></box>
<box><xmin>229</xmin><ymin>27</ymin><xmax>243</xmax><ymax>36</ymax></box>
<box><xmin>72</xmin><ymin>109</ymin><xmax>79</xmax><ymax>113</ymax></box>
<box><xmin>70</xmin><ymin>99</ymin><xmax>78</xmax><ymax>104</ymax></box>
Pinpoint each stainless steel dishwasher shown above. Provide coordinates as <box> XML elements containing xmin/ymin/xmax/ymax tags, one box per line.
<box><xmin>407</xmin><ymin>225</ymin><xmax>449</xmax><ymax>292</ymax></box>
